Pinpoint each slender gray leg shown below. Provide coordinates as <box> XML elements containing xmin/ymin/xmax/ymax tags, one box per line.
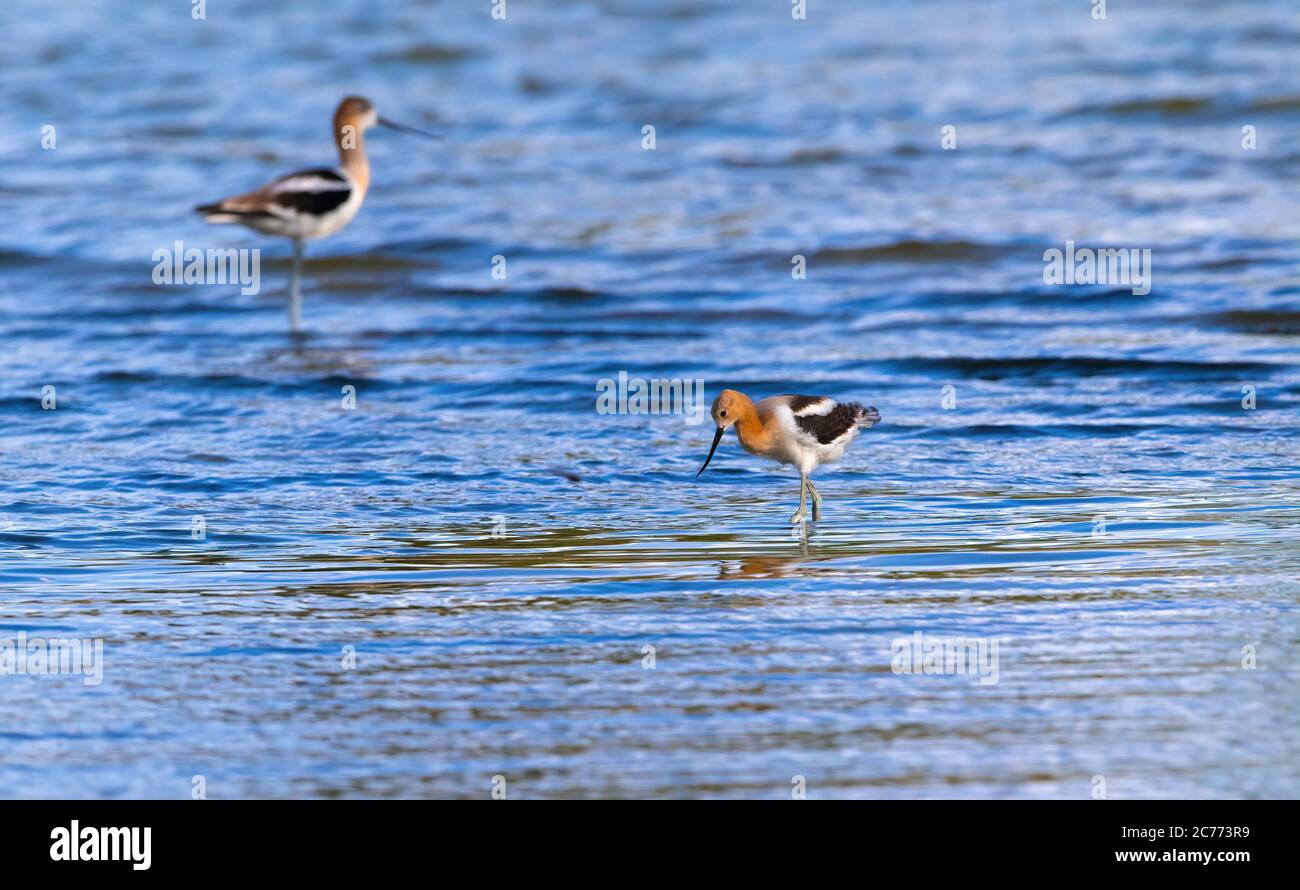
<box><xmin>808</xmin><ymin>479</ymin><xmax>822</xmax><ymax>521</ymax></box>
<box><xmin>790</xmin><ymin>474</ymin><xmax>808</xmax><ymax>524</ymax></box>
<box><xmin>288</xmin><ymin>238</ymin><xmax>304</xmax><ymax>331</ymax></box>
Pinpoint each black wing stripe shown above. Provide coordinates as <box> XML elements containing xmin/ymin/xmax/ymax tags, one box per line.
<box><xmin>270</xmin><ymin>188</ymin><xmax>351</xmax><ymax>216</ymax></box>
<box><xmin>195</xmin><ymin>204</ymin><xmax>274</xmax><ymax>218</ymax></box>
<box><xmin>787</xmin><ymin>394</ymin><xmax>828</xmax><ymax>414</ymax></box>
<box><xmin>273</xmin><ymin>167</ymin><xmax>348</xmax><ymax>186</ymax></box>
<box><xmin>796</xmin><ymin>402</ymin><xmax>877</xmax><ymax>444</ymax></box>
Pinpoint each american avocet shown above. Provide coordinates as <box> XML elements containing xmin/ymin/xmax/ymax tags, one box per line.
<box><xmin>195</xmin><ymin>96</ymin><xmax>434</xmax><ymax>330</ymax></box>
<box><xmin>696</xmin><ymin>390</ymin><xmax>881</xmax><ymax>523</ymax></box>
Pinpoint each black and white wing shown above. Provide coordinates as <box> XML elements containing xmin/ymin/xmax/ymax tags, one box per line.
<box><xmin>787</xmin><ymin>395</ymin><xmax>881</xmax><ymax>446</ymax></box>
<box><xmin>196</xmin><ymin>167</ymin><xmax>351</xmax><ymax>221</ymax></box>
<box><xmin>261</xmin><ymin>168</ymin><xmax>352</xmax><ymax>216</ymax></box>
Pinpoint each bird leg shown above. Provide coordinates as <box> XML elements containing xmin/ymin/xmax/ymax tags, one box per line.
<box><xmin>288</xmin><ymin>238</ymin><xmax>304</xmax><ymax>332</ymax></box>
<box><xmin>790</xmin><ymin>474</ymin><xmax>809</xmax><ymax>524</ymax></box>
<box><xmin>807</xmin><ymin>479</ymin><xmax>822</xmax><ymax>521</ymax></box>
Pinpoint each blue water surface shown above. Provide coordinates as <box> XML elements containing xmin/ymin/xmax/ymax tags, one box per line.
<box><xmin>0</xmin><ymin>0</ymin><xmax>1297</xmax><ymax>798</ymax></box>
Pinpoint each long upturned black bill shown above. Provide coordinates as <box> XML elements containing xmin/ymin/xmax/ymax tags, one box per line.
<box><xmin>696</xmin><ymin>426</ymin><xmax>726</xmax><ymax>477</ymax></box>
<box><xmin>378</xmin><ymin>116</ymin><xmax>440</xmax><ymax>139</ymax></box>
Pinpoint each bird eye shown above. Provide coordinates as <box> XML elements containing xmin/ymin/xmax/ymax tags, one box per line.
<box><xmin>720</xmin><ymin>410</ymin><xmax>728</xmax><ymax>418</ymax></box>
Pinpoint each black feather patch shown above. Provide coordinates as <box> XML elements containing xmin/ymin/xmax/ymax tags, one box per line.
<box><xmin>270</xmin><ymin>187</ymin><xmax>351</xmax><ymax>216</ymax></box>
<box><xmin>194</xmin><ymin>203</ymin><xmax>271</xmax><ymax>218</ymax></box>
<box><xmin>266</xmin><ymin>168</ymin><xmax>350</xmax><ymax>215</ymax></box>
<box><xmin>274</xmin><ymin>167</ymin><xmax>347</xmax><ymax>186</ymax></box>
<box><xmin>787</xmin><ymin>394</ymin><xmax>827</xmax><ymax>414</ymax></box>
<box><xmin>796</xmin><ymin>402</ymin><xmax>878</xmax><ymax>444</ymax></box>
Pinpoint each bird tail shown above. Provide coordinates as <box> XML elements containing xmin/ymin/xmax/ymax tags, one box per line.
<box><xmin>195</xmin><ymin>201</ymin><xmax>254</xmax><ymax>224</ymax></box>
<box><xmin>854</xmin><ymin>404</ymin><xmax>882</xmax><ymax>428</ymax></box>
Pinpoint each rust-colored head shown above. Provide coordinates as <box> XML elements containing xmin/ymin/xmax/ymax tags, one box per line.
<box><xmin>697</xmin><ymin>389</ymin><xmax>753</xmax><ymax>477</ymax></box>
<box><xmin>334</xmin><ymin>96</ymin><xmax>379</xmax><ymax>140</ymax></box>
<box><xmin>710</xmin><ymin>389</ymin><xmax>752</xmax><ymax>429</ymax></box>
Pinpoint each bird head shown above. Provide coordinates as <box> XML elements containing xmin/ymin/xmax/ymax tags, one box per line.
<box><xmin>335</xmin><ymin>96</ymin><xmax>438</xmax><ymax>141</ymax></box>
<box><xmin>696</xmin><ymin>389</ymin><xmax>747</xmax><ymax>477</ymax></box>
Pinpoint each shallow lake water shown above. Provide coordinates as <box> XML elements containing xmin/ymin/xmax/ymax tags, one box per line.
<box><xmin>0</xmin><ymin>0</ymin><xmax>1297</xmax><ymax>798</ymax></box>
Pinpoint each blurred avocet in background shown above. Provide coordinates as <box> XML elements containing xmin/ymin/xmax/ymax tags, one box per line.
<box><xmin>195</xmin><ymin>96</ymin><xmax>434</xmax><ymax>330</ymax></box>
